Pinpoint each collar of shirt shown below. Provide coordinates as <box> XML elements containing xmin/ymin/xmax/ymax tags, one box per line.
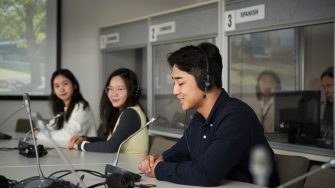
<box><xmin>194</xmin><ymin>88</ymin><xmax>231</xmax><ymax>128</ymax></box>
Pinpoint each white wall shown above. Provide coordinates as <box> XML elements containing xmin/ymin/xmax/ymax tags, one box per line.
<box><xmin>61</xmin><ymin>0</ymin><xmax>210</xmax><ymax>128</ymax></box>
<box><xmin>0</xmin><ymin>0</ymin><xmax>210</xmax><ymax>133</ymax></box>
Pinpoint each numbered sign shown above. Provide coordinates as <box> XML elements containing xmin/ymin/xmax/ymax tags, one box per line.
<box><xmin>224</xmin><ymin>10</ymin><xmax>235</xmax><ymax>32</ymax></box>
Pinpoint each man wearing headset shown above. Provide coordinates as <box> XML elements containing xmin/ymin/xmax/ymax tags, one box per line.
<box><xmin>138</xmin><ymin>42</ymin><xmax>279</xmax><ymax>187</ymax></box>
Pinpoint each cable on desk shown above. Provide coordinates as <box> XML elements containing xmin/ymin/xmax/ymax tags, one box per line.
<box><xmin>0</xmin><ymin>147</ymin><xmax>18</xmax><ymax>151</ymax></box>
<box><xmin>48</xmin><ymin>169</ymin><xmax>105</xmax><ymax>179</ymax></box>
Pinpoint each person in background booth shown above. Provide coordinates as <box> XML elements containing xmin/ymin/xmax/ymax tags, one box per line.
<box><xmin>320</xmin><ymin>66</ymin><xmax>333</xmax><ymax>142</ymax></box>
<box><xmin>34</xmin><ymin>69</ymin><xmax>97</xmax><ymax>147</ymax></box>
<box><xmin>68</xmin><ymin>68</ymin><xmax>149</xmax><ymax>157</ymax></box>
<box><xmin>138</xmin><ymin>43</ymin><xmax>279</xmax><ymax>187</ymax></box>
<box><xmin>255</xmin><ymin>70</ymin><xmax>281</xmax><ymax>133</ymax></box>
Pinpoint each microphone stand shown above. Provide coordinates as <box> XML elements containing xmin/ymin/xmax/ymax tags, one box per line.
<box><xmin>33</xmin><ymin>112</ymin><xmax>87</xmax><ymax>188</ymax></box>
<box><xmin>16</xmin><ymin>93</ymin><xmax>56</xmax><ymax>188</ymax></box>
<box><xmin>277</xmin><ymin>159</ymin><xmax>335</xmax><ymax>188</ymax></box>
<box><xmin>106</xmin><ymin>116</ymin><xmax>160</xmax><ymax>182</ymax></box>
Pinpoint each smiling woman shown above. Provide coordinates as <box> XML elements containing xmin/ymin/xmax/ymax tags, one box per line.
<box><xmin>0</xmin><ymin>0</ymin><xmax>59</xmax><ymax>98</ymax></box>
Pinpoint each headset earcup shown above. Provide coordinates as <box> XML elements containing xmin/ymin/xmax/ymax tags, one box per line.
<box><xmin>197</xmin><ymin>74</ymin><xmax>212</xmax><ymax>92</ymax></box>
<box><xmin>0</xmin><ymin>175</ymin><xmax>9</xmax><ymax>188</ymax></box>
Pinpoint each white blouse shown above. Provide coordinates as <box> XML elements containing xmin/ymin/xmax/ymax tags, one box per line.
<box><xmin>37</xmin><ymin>102</ymin><xmax>97</xmax><ymax>147</ymax></box>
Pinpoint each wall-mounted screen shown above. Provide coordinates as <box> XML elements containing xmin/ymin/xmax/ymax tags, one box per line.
<box><xmin>0</xmin><ymin>0</ymin><xmax>59</xmax><ymax>98</ymax></box>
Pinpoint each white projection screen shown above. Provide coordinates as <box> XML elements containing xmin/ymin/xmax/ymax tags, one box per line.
<box><xmin>0</xmin><ymin>0</ymin><xmax>59</xmax><ymax>99</ymax></box>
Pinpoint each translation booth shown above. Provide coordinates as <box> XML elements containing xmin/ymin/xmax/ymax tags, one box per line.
<box><xmin>1</xmin><ymin>0</ymin><xmax>335</xmax><ymax>187</ymax></box>
<box><xmin>224</xmin><ymin>0</ymin><xmax>335</xmax><ymax>160</ymax></box>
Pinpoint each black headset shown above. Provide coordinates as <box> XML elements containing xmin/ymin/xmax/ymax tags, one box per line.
<box><xmin>196</xmin><ymin>46</ymin><xmax>213</xmax><ymax>93</ymax></box>
<box><xmin>134</xmin><ymin>84</ymin><xmax>140</xmax><ymax>98</ymax></box>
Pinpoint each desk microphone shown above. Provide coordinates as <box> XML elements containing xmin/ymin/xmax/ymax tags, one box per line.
<box><xmin>33</xmin><ymin>112</ymin><xmax>87</xmax><ymax>188</ymax></box>
<box><xmin>14</xmin><ymin>93</ymin><xmax>57</xmax><ymax>188</ymax></box>
<box><xmin>22</xmin><ymin>112</ymin><xmax>64</xmax><ymax>142</ymax></box>
<box><xmin>105</xmin><ymin>115</ymin><xmax>160</xmax><ymax>182</ymax></box>
<box><xmin>276</xmin><ymin>158</ymin><xmax>335</xmax><ymax>188</ymax></box>
<box><xmin>18</xmin><ymin>112</ymin><xmax>65</xmax><ymax>158</ymax></box>
<box><xmin>249</xmin><ymin>145</ymin><xmax>272</xmax><ymax>187</ymax></box>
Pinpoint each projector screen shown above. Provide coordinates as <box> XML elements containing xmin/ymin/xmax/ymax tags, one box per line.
<box><xmin>0</xmin><ymin>0</ymin><xmax>59</xmax><ymax>98</ymax></box>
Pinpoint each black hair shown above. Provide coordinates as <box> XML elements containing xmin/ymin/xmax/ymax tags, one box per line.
<box><xmin>167</xmin><ymin>42</ymin><xmax>223</xmax><ymax>90</ymax></box>
<box><xmin>99</xmin><ymin>68</ymin><xmax>145</xmax><ymax>136</ymax></box>
<box><xmin>256</xmin><ymin>70</ymin><xmax>281</xmax><ymax>100</ymax></box>
<box><xmin>320</xmin><ymin>66</ymin><xmax>333</xmax><ymax>79</ymax></box>
<box><xmin>49</xmin><ymin>69</ymin><xmax>89</xmax><ymax>130</ymax></box>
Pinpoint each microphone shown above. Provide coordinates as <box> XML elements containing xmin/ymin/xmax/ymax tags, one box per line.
<box><xmin>32</xmin><ymin>112</ymin><xmax>87</xmax><ymax>188</ymax></box>
<box><xmin>277</xmin><ymin>159</ymin><xmax>335</xmax><ymax>188</ymax></box>
<box><xmin>249</xmin><ymin>145</ymin><xmax>272</xmax><ymax>187</ymax></box>
<box><xmin>22</xmin><ymin>112</ymin><xmax>64</xmax><ymax>142</ymax></box>
<box><xmin>13</xmin><ymin>93</ymin><xmax>57</xmax><ymax>188</ymax></box>
<box><xmin>105</xmin><ymin>116</ymin><xmax>160</xmax><ymax>182</ymax></box>
<box><xmin>23</xmin><ymin>93</ymin><xmax>31</xmax><ymax>113</ymax></box>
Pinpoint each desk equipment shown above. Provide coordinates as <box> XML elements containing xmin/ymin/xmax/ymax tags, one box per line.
<box><xmin>106</xmin><ymin>116</ymin><xmax>160</xmax><ymax>183</ymax></box>
<box><xmin>31</xmin><ymin>112</ymin><xmax>86</xmax><ymax>188</ymax></box>
<box><xmin>13</xmin><ymin>93</ymin><xmax>56</xmax><ymax>188</ymax></box>
<box><xmin>274</xmin><ymin>91</ymin><xmax>321</xmax><ymax>145</ymax></box>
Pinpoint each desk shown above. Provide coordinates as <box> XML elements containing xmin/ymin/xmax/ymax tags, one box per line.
<box><xmin>0</xmin><ymin>139</ymin><xmax>262</xmax><ymax>187</ymax></box>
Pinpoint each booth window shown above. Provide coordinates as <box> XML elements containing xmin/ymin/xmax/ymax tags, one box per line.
<box><xmin>229</xmin><ymin>23</ymin><xmax>334</xmax><ymax>151</ymax></box>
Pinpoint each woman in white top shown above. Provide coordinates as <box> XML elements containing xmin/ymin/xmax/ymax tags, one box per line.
<box><xmin>34</xmin><ymin>69</ymin><xmax>96</xmax><ymax>147</ymax></box>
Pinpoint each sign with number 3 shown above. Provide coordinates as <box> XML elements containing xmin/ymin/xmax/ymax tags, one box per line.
<box><xmin>224</xmin><ymin>10</ymin><xmax>235</xmax><ymax>31</ymax></box>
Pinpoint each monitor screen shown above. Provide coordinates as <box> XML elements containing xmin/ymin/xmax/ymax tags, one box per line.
<box><xmin>274</xmin><ymin>90</ymin><xmax>321</xmax><ymax>144</ymax></box>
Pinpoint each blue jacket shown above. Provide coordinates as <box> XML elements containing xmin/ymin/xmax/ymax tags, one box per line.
<box><xmin>155</xmin><ymin>89</ymin><xmax>279</xmax><ymax>187</ymax></box>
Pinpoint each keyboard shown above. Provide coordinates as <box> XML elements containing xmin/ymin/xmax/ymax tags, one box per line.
<box><xmin>0</xmin><ymin>132</ymin><xmax>12</xmax><ymax>139</ymax></box>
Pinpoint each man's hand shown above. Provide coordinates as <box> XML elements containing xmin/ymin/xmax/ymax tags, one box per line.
<box><xmin>138</xmin><ymin>155</ymin><xmax>163</xmax><ymax>178</ymax></box>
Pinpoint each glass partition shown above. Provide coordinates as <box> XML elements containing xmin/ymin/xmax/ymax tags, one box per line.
<box><xmin>229</xmin><ymin>23</ymin><xmax>334</xmax><ymax>151</ymax></box>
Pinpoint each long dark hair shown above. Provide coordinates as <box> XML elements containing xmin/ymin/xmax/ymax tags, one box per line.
<box><xmin>99</xmin><ymin>68</ymin><xmax>144</xmax><ymax>136</ymax></box>
<box><xmin>49</xmin><ymin>69</ymin><xmax>89</xmax><ymax>130</ymax></box>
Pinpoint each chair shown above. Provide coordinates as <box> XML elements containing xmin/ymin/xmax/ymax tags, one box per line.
<box><xmin>303</xmin><ymin>165</ymin><xmax>335</xmax><ymax>188</ymax></box>
<box><xmin>275</xmin><ymin>154</ymin><xmax>310</xmax><ymax>188</ymax></box>
<box><xmin>149</xmin><ymin>136</ymin><xmax>177</xmax><ymax>155</ymax></box>
<box><xmin>15</xmin><ymin>118</ymin><xmax>33</xmax><ymax>133</ymax></box>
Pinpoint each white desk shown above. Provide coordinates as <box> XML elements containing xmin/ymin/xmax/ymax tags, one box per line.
<box><xmin>0</xmin><ymin>139</ymin><xmax>263</xmax><ymax>187</ymax></box>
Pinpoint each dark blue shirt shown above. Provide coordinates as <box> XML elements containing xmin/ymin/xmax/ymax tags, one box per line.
<box><xmin>155</xmin><ymin>89</ymin><xmax>279</xmax><ymax>187</ymax></box>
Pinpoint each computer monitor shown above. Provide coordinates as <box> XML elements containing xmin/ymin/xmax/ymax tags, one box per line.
<box><xmin>274</xmin><ymin>90</ymin><xmax>321</xmax><ymax>144</ymax></box>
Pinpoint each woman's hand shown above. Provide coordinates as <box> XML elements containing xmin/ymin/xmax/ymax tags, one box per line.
<box><xmin>68</xmin><ymin>135</ymin><xmax>86</xmax><ymax>149</ymax></box>
<box><xmin>33</xmin><ymin>129</ymin><xmax>40</xmax><ymax>139</ymax></box>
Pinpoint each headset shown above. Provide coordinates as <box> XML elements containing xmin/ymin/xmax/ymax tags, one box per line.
<box><xmin>196</xmin><ymin>46</ymin><xmax>213</xmax><ymax>94</ymax></box>
<box><xmin>134</xmin><ymin>84</ymin><xmax>140</xmax><ymax>98</ymax></box>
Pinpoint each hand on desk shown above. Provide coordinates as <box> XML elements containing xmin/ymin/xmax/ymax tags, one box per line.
<box><xmin>34</xmin><ymin>129</ymin><xmax>40</xmax><ymax>138</ymax></box>
<box><xmin>138</xmin><ymin>154</ymin><xmax>163</xmax><ymax>178</ymax></box>
<box><xmin>68</xmin><ymin>135</ymin><xmax>86</xmax><ymax>149</ymax></box>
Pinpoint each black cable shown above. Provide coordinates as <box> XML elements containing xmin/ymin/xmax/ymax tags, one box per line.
<box><xmin>0</xmin><ymin>147</ymin><xmax>18</xmax><ymax>151</ymax></box>
<box><xmin>184</xmin><ymin>111</ymin><xmax>191</xmax><ymax>154</ymax></box>
<box><xmin>48</xmin><ymin>169</ymin><xmax>105</xmax><ymax>179</ymax></box>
